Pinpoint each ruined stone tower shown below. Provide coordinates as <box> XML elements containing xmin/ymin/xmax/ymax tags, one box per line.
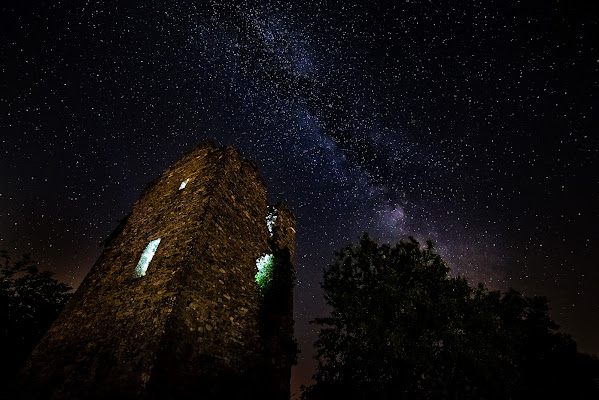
<box><xmin>21</xmin><ymin>142</ymin><xmax>296</xmax><ymax>400</ymax></box>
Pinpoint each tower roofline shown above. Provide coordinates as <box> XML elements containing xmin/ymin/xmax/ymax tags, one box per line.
<box><xmin>169</xmin><ymin>141</ymin><xmax>266</xmax><ymax>190</ymax></box>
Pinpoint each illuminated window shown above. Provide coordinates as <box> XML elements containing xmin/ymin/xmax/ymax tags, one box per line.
<box><xmin>135</xmin><ymin>238</ymin><xmax>161</xmax><ymax>278</ymax></box>
<box><xmin>255</xmin><ymin>253</ymin><xmax>273</xmax><ymax>290</ymax></box>
<box><xmin>179</xmin><ymin>178</ymin><xmax>190</xmax><ymax>190</ymax></box>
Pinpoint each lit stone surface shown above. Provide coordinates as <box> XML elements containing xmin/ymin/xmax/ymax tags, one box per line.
<box><xmin>21</xmin><ymin>142</ymin><xmax>295</xmax><ymax>400</ymax></box>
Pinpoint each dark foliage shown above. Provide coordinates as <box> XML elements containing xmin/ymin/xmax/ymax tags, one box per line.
<box><xmin>303</xmin><ymin>234</ymin><xmax>599</xmax><ymax>400</ymax></box>
<box><xmin>257</xmin><ymin>239</ymin><xmax>299</xmax><ymax>366</ymax></box>
<box><xmin>0</xmin><ymin>251</ymin><xmax>72</xmax><ymax>393</ymax></box>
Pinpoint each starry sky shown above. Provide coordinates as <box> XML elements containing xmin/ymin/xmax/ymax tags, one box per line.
<box><xmin>1</xmin><ymin>0</ymin><xmax>598</xmax><ymax>395</ymax></box>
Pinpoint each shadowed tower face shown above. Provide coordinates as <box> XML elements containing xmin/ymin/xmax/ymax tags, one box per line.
<box><xmin>21</xmin><ymin>142</ymin><xmax>296</xmax><ymax>400</ymax></box>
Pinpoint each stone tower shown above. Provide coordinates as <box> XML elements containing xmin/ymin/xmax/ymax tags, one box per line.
<box><xmin>21</xmin><ymin>142</ymin><xmax>296</xmax><ymax>400</ymax></box>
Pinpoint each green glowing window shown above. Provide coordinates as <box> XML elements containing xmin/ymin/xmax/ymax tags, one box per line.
<box><xmin>135</xmin><ymin>238</ymin><xmax>161</xmax><ymax>278</ymax></box>
<box><xmin>179</xmin><ymin>178</ymin><xmax>190</xmax><ymax>190</ymax></box>
<box><xmin>255</xmin><ymin>253</ymin><xmax>273</xmax><ymax>290</ymax></box>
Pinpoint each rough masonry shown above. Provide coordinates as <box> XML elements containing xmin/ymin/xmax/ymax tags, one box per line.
<box><xmin>20</xmin><ymin>142</ymin><xmax>296</xmax><ymax>400</ymax></box>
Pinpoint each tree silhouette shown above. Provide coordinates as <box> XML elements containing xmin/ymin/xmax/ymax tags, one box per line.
<box><xmin>0</xmin><ymin>251</ymin><xmax>72</xmax><ymax>392</ymax></box>
<box><xmin>303</xmin><ymin>234</ymin><xmax>599</xmax><ymax>399</ymax></box>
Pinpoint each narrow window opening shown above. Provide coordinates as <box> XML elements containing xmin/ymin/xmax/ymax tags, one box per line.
<box><xmin>255</xmin><ymin>253</ymin><xmax>274</xmax><ymax>290</ymax></box>
<box><xmin>135</xmin><ymin>238</ymin><xmax>161</xmax><ymax>278</ymax></box>
<box><xmin>179</xmin><ymin>178</ymin><xmax>190</xmax><ymax>190</ymax></box>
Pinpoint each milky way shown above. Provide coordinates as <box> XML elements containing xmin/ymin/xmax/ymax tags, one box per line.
<box><xmin>1</xmin><ymin>0</ymin><xmax>598</xmax><ymax>395</ymax></box>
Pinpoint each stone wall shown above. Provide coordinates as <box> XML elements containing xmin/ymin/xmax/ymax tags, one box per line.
<box><xmin>20</xmin><ymin>142</ymin><xmax>295</xmax><ymax>399</ymax></box>
<box><xmin>262</xmin><ymin>205</ymin><xmax>296</xmax><ymax>400</ymax></box>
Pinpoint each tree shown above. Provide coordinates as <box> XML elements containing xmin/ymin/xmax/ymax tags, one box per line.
<box><xmin>303</xmin><ymin>234</ymin><xmax>599</xmax><ymax>400</ymax></box>
<box><xmin>0</xmin><ymin>251</ymin><xmax>72</xmax><ymax>390</ymax></box>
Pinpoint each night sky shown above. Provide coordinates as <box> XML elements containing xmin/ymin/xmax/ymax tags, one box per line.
<box><xmin>1</xmin><ymin>0</ymin><xmax>598</xmax><ymax>395</ymax></box>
